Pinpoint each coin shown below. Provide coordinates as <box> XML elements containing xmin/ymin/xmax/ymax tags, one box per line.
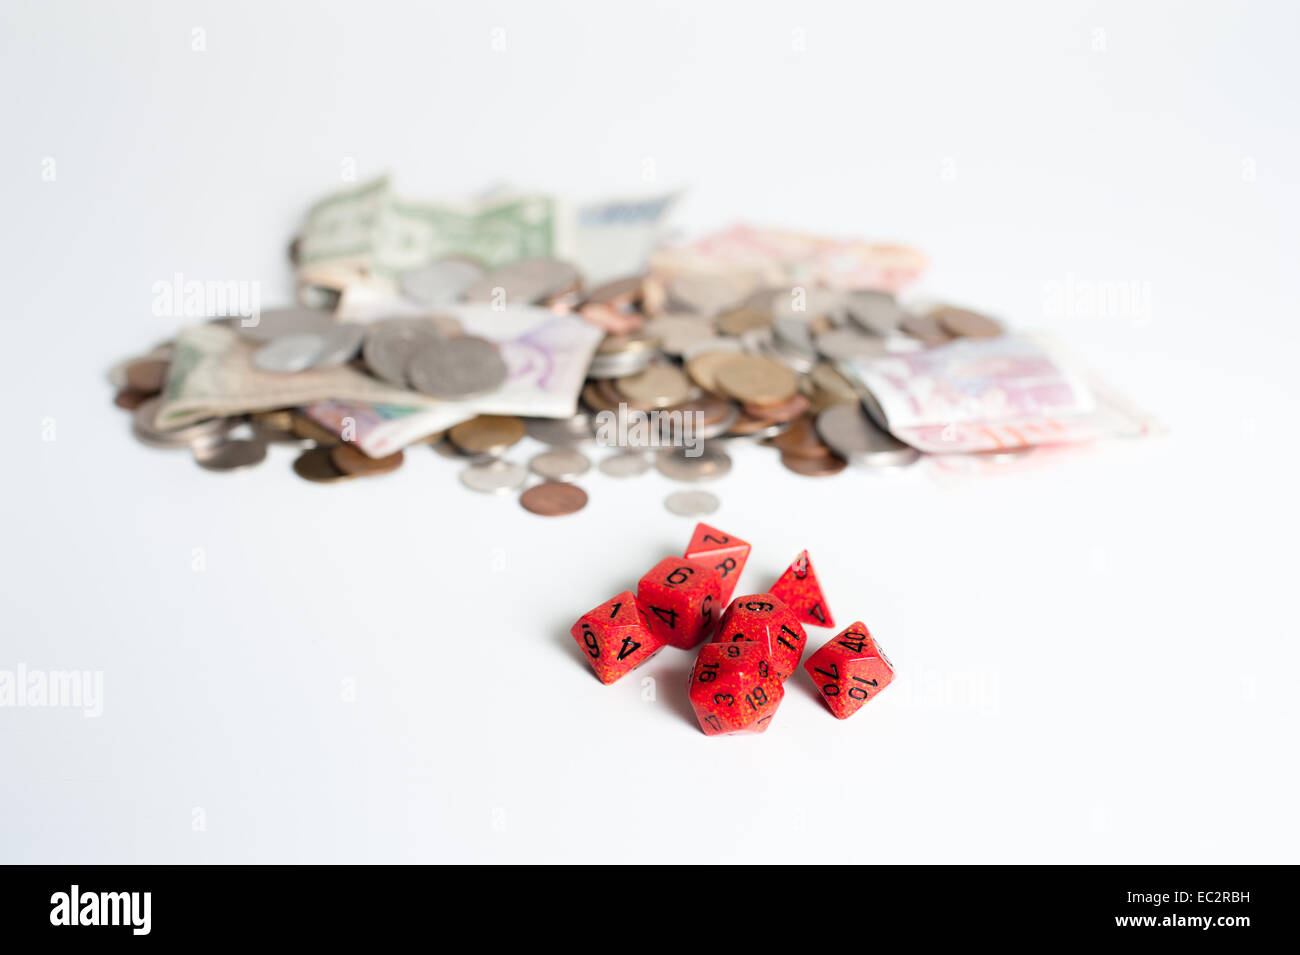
<box><xmin>459</xmin><ymin>459</ymin><xmax>528</xmax><ymax>494</ymax></box>
<box><xmin>253</xmin><ymin>333</ymin><xmax>326</xmax><ymax>373</ymax></box>
<box><xmin>598</xmin><ymin>451</ymin><xmax>651</xmax><ymax>477</ymax></box>
<box><xmin>363</xmin><ymin>316</ymin><xmax>458</xmax><ymax>386</ymax></box>
<box><xmin>655</xmin><ymin>447</ymin><xmax>732</xmax><ymax>482</ymax></box>
<box><xmin>770</xmin><ymin>415</ymin><xmax>835</xmax><ymax>459</ymax></box>
<box><xmin>664</xmin><ymin>489</ymin><xmax>721</xmax><ymax>516</ymax></box>
<box><xmin>814</xmin><ymin>328</ymin><xmax>889</xmax><ymax>362</ymax></box>
<box><xmin>194</xmin><ymin>437</ymin><xmax>268</xmax><ymax>472</ymax></box>
<box><xmin>529</xmin><ymin>448</ymin><xmax>591</xmax><ymax>482</ymax></box>
<box><xmin>289</xmin><ymin>412</ymin><xmax>341</xmax><ymax>446</ymax></box>
<box><xmin>525</xmin><ymin>413</ymin><xmax>594</xmax><ymax>446</ymax></box>
<box><xmin>644</xmin><ymin>315</ymin><xmax>716</xmax><ymax>356</ymax></box>
<box><xmin>408</xmin><ymin>336</ymin><xmax>508</xmax><ymax>398</ymax></box>
<box><xmin>124</xmin><ymin>357</ymin><xmax>168</xmax><ymax>393</ymax></box>
<box><xmin>330</xmin><ymin>444</ymin><xmax>405</xmax><ymax>476</ymax></box>
<box><xmin>312</xmin><ymin>323</ymin><xmax>367</xmax><ymax>368</ymax></box>
<box><xmin>742</xmin><ymin>392</ymin><xmax>810</xmax><ymax>424</ymax></box>
<box><xmin>667</xmin><ymin>272</ymin><xmax>754</xmax><ymax>316</ymax></box>
<box><xmin>448</xmin><ymin>415</ymin><xmax>526</xmax><ymax>455</ymax></box>
<box><xmin>520</xmin><ymin>481</ymin><xmax>588</xmax><ymax>516</ymax></box>
<box><xmin>713</xmin><ymin>355</ymin><xmax>798</xmax><ymax>405</ymax></box>
<box><xmin>933</xmin><ymin>306</ymin><xmax>1003</xmax><ymax>339</ymax></box>
<box><xmin>583</xmin><ymin>275</ymin><xmax>643</xmax><ymax>308</ymax></box>
<box><xmin>399</xmin><ymin>258</ymin><xmax>485</xmax><ymax>305</ymax></box>
<box><xmin>676</xmin><ymin>396</ymin><xmax>739</xmax><ymax>439</ymax></box>
<box><xmin>845</xmin><ymin>290</ymin><xmax>906</xmax><ymax>336</ymax></box>
<box><xmin>809</xmin><ymin>362</ymin><xmax>860</xmax><ymax>403</ymax></box>
<box><xmin>616</xmin><ymin>363</ymin><xmax>693</xmax><ymax>409</ymax></box>
<box><xmin>716</xmin><ymin>306</ymin><xmax>773</xmax><ymax>337</ymax></box>
<box><xmin>237</xmin><ymin>307</ymin><xmax>334</xmax><ymax>344</ymax></box>
<box><xmin>815</xmin><ymin>402</ymin><xmax>921</xmax><ymax>467</ymax></box>
<box><xmin>899</xmin><ymin>313</ymin><xmax>953</xmax><ymax>346</ymax></box>
<box><xmin>780</xmin><ymin>451</ymin><xmax>847</xmax><ymax>477</ymax></box>
<box><xmin>292</xmin><ymin>446</ymin><xmax>353</xmax><ymax>483</ymax></box>
<box><xmin>463</xmin><ymin>257</ymin><xmax>580</xmax><ymax>305</ymax></box>
<box><xmin>131</xmin><ymin>397</ymin><xmax>230</xmax><ymax>449</ymax></box>
<box><xmin>686</xmin><ymin>349</ymin><xmax>743</xmax><ymax>393</ymax></box>
<box><xmin>771</xmin><ymin>288</ymin><xmax>847</xmax><ymax>323</ymax></box>
<box><xmin>114</xmin><ymin>388</ymin><xmax>152</xmax><ymax>410</ymax></box>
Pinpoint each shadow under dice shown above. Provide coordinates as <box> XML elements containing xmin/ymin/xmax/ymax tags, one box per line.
<box><xmin>688</xmin><ymin>642</ymin><xmax>785</xmax><ymax>735</ymax></box>
<box><xmin>570</xmin><ymin>590</ymin><xmax>665</xmax><ymax>684</ymax></box>
<box><xmin>636</xmin><ymin>556</ymin><xmax>721</xmax><ymax>649</ymax></box>
<box><xmin>713</xmin><ymin>593</ymin><xmax>807</xmax><ymax>681</ymax></box>
<box><xmin>803</xmin><ymin>621</ymin><xmax>895</xmax><ymax>719</ymax></box>
<box><xmin>684</xmin><ymin>522</ymin><xmax>751</xmax><ymax>605</ymax></box>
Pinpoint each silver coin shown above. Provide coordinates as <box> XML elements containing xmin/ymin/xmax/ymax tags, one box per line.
<box><xmin>363</xmin><ymin>316</ymin><xmax>459</xmax><ymax>386</ymax></box>
<box><xmin>664</xmin><ymin>489</ymin><xmax>721</xmax><ymax>517</ymax></box>
<box><xmin>815</xmin><ymin>328</ymin><xmax>890</xmax><ymax>362</ymax></box>
<box><xmin>458</xmin><ymin>459</ymin><xmax>528</xmax><ymax>494</ymax></box>
<box><xmin>655</xmin><ymin>447</ymin><xmax>732</xmax><ymax>483</ymax></box>
<box><xmin>311</xmin><ymin>323</ymin><xmax>366</xmax><ymax>368</ymax></box>
<box><xmin>680</xmin><ymin>336</ymin><xmax>745</xmax><ymax>361</ymax></box>
<box><xmin>586</xmin><ymin>350</ymin><xmax>655</xmax><ymax>380</ymax></box>
<box><xmin>696</xmin><ymin>403</ymin><xmax>740</xmax><ymax>440</ymax></box>
<box><xmin>193</xmin><ymin>436</ymin><xmax>268</xmax><ymax>471</ymax></box>
<box><xmin>529</xmin><ymin>448</ymin><xmax>591</xmax><ymax>482</ymax></box>
<box><xmin>407</xmin><ymin>336</ymin><xmax>508</xmax><ymax>398</ymax></box>
<box><xmin>462</xmin><ymin>257</ymin><xmax>579</xmax><ymax>305</ymax></box>
<box><xmin>526</xmin><ymin>413</ymin><xmax>594</xmax><ymax>446</ymax></box>
<box><xmin>598</xmin><ymin>451</ymin><xmax>651</xmax><ymax>477</ymax></box>
<box><xmin>846</xmin><ymin>290</ymin><xmax>906</xmax><ymax>336</ymax></box>
<box><xmin>433</xmin><ymin>437</ymin><xmax>493</xmax><ymax>463</ymax></box>
<box><xmin>131</xmin><ymin>397</ymin><xmax>231</xmax><ymax>449</ymax></box>
<box><xmin>252</xmin><ymin>333</ymin><xmax>326</xmax><ymax>373</ymax></box>
<box><xmin>816</xmin><ymin>402</ymin><xmax>920</xmax><ymax>468</ymax></box>
<box><xmin>772</xmin><ymin>288</ymin><xmax>849</xmax><ymax>323</ymax></box>
<box><xmin>236</xmin><ymin>307</ymin><xmax>334</xmax><ymax>344</ymax></box>
<box><xmin>399</xmin><ymin>258</ymin><xmax>485</xmax><ymax>305</ymax></box>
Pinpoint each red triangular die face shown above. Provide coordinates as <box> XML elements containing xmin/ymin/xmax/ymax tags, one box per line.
<box><xmin>769</xmin><ymin>550</ymin><xmax>835</xmax><ymax>628</ymax></box>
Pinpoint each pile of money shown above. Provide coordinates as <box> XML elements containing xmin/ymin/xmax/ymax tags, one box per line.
<box><xmin>112</xmin><ymin>180</ymin><xmax>1156</xmax><ymax>516</ymax></box>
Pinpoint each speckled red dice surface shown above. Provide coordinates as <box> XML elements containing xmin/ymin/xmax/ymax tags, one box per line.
<box><xmin>687</xmin><ymin>641</ymin><xmax>784</xmax><ymax>735</ymax></box>
<box><xmin>803</xmin><ymin>621</ymin><xmax>894</xmax><ymax>719</ymax></box>
<box><xmin>769</xmin><ymin>549</ymin><xmax>835</xmax><ymax>629</ymax></box>
<box><xmin>713</xmin><ymin>593</ymin><xmax>807</xmax><ymax>681</ymax></box>
<box><xmin>684</xmin><ymin>523</ymin><xmax>750</xmax><ymax>605</ymax></box>
<box><xmin>636</xmin><ymin>556</ymin><xmax>721</xmax><ymax>650</ymax></box>
<box><xmin>570</xmin><ymin>590</ymin><xmax>665</xmax><ymax>684</ymax></box>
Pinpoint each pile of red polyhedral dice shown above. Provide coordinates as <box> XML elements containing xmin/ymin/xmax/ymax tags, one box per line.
<box><xmin>569</xmin><ymin>523</ymin><xmax>895</xmax><ymax>735</ymax></box>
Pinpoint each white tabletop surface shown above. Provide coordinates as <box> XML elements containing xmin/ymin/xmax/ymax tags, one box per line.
<box><xmin>2</xmin><ymin>0</ymin><xmax>1297</xmax><ymax>863</ymax></box>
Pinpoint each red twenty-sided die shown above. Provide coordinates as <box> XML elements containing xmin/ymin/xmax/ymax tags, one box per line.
<box><xmin>687</xmin><ymin>641</ymin><xmax>785</xmax><ymax>735</ymax></box>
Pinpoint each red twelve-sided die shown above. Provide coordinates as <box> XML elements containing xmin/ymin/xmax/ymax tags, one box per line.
<box><xmin>687</xmin><ymin>641</ymin><xmax>785</xmax><ymax>735</ymax></box>
<box><xmin>570</xmin><ymin>590</ymin><xmax>665</xmax><ymax>684</ymax></box>
<box><xmin>803</xmin><ymin>621</ymin><xmax>895</xmax><ymax>719</ymax></box>
<box><xmin>636</xmin><ymin>556</ymin><xmax>721</xmax><ymax>649</ymax></box>
<box><xmin>712</xmin><ymin>593</ymin><xmax>807</xmax><ymax>681</ymax></box>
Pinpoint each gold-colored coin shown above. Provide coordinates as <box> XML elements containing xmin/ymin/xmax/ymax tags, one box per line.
<box><xmin>330</xmin><ymin>444</ymin><xmax>405</xmax><ymax>476</ymax></box>
<box><xmin>809</xmin><ymin>362</ymin><xmax>860</xmax><ymax>403</ymax></box>
<box><xmin>716</xmin><ymin>306</ymin><xmax>773</xmax><ymax>337</ymax></box>
<box><xmin>252</xmin><ymin>409</ymin><xmax>296</xmax><ymax>432</ymax></box>
<box><xmin>713</xmin><ymin>354</ymin><xmax>798</xmax><ymax>405</ymax></box>
<box><xmin>448</xmin><ymin>415</ymin><xmax>526</xmax><ymax>455</ymax></box>
<box><xmin>615</xmin><ymin>364</ymin><xmax>692</xmax><ymax>409</ymax></box>
<box><xmin>685</xmin><ymin>350</ymin><xmax>744</xmax><ymax>394</ymax></box>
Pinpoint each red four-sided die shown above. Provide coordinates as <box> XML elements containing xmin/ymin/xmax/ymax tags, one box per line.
<box><xmin>687</xmin><ymin>641</ymin><xmax>784</xmax><ymax>735</ymax></box>
<box><xmin>803</xmin><ymin>621</ymin><xmax>895</xmax><ymax>719</ymax></box>
<box><xmin>712</xmin><ymin>593</ymin><xmax>807</xmax><ymax>681</ymax></box>
<box><xmin>684</xmin><ymin>523</ymin><xmax>751</xmax><ymax>605</ymax></box>
<box><xmin>636</xmin><ymin>556</ymin><xmax>721</xmax><ymax>649</ymax></box>
<box><xmin>570</xmin><ymin>590</ymin><xmax>665</xmax><ymax>685</ymax></box>
<box><xmin>769</xmin><ymin>549</ymin><xmax>835</xmax><ymax>629</ymax></box>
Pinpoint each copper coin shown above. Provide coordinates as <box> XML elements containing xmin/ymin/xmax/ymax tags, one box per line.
<box><xmin>899</xmin><ymin>313</ymin><xmax>953</xmax><ymax>346</ymax></box>
<box><xmin>726</xmin><ymin>410</ymin><xmax>779</xmax><ymax>436</ymax></box>
<box><xmin>674</xmin><ymin>395</ymin><xmax>735</xmax><ymax>428</ymax></box>
<box><xmin>290</xmin><ymin>413</ymin><xmax>341</xmax><ymax>446</ymax></box>
<box><xmin>124</xmin><ymin>358</ymin><xmax>168</xmax><ymax>393</ymax></box>
<box><xmin>449</xmin><ymin>415</ymin><xmax>526</xmax><ymax>455</ymax></box>
<box><xmin>583</xmin><ymin>275</ymin><xmax>644</xmax><ymax>308</ymax></box>
<box><xmin>520</xmin><ymin>481</ymin><xmax>588</xmax><ymax>516</ymax></box>
<box><xmin>933</xmin><ymin>306</ymin><xmax>1003</xmax><ymax>339</ymax></box>
<box><xmin>330</xmin><ymin>444</ymin><xmax>405</xmax><ymax>476</ymax></box>
<box><xmin>114</xmin><ymin>388</ymin><xmax>152</xmax><ymax>410</ymax></box>
<box><xmin>742</xmin><ymin>392</ymin><xmax>810</xmax><ymax>424</ymax></box>
<box><xmin>781</xmin><ymin>451</ymin><xmax>847</xmax><ymax>476</ymax></box>
<box><xmin>770</xmin><ymin>416</ymin><xmax>835</xmax><ymax>459</ymax></box>
<box><xmin>292</xmin><ymin>447</ymin><xmax>353</xmax><ymax>483</ymax></box>
<box><xmin>252</xmin><ymin>409</ymin><xmax>296</xmax><ymax>432</ymax></box>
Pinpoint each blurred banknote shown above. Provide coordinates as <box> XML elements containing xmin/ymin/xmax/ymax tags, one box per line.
<box><xmin>841</xmin><ymin>336</ymin><xmax>1157</xmax><ymax>454</ymax></box>
<box><xmin>303</xmin><ymin>305</ymin><xmax>602</xmax><ymax>456</ymax></box>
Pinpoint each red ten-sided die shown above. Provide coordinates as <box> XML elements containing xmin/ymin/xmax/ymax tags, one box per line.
<box><xmin>570</xmin><ymin>591</ymin><xmax>665</xmax><ymax>684</ymax></box>
<box><xmin>636</xmin><ymin>556</ymin><xmax>721</xmax><ymax>649</ymax></box>
<box><xmin>769</xmin><ymin>549</ymin><xmax>835</xmax><ymax>629</ymax></box>
<box><xmin>713</xmin><ymin>593</ymin><xmax>807</xmax><ymax>681</ymax></box>
<box><xmin>803</xmin><ymin>621</ymin><xmax>895</xmax><ymax>719</ymax></box>
<box><xmin>684</xmin><ymin>523</ymin><xmax>751</xmax><ymax>605</ymax></box>
<box><xmin>687</xmin><ymin>641</ymin><xmax>784</xmax><ymax>735</ymax></box>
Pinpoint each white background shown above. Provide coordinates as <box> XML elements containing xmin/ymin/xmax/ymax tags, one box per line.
<box><xmin>1</xmin><ymin>0</ymin><xmax>1297</xmax><ymax>863</ymax></box>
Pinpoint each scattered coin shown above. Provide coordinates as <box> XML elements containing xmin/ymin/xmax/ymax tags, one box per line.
<box><xmin>449</xmin><ymin>415</ymin><xmax>526</xmax><ymax>455</ymax></box>
<box><xmin>933</xmin><ymin>306</ymin><xmax>1004</xmax><ymax>339</ymax></box>
<box><xmin>131</xmin><ymin>397</ymin><xmax>230</xmax><ymax>449</ymax></box>
<box><xmin>194</xmin><ymin>437</ymin><xmax>268</xmax><ymax>472</ymax></box>
<box><xmin>330</xmin><ymin>444</ymin><xmax>405</xmax><ymax>476</ymax></box>
<box><xmin>716</xmin><ymin>306</ymin><xmax>773</xmax><ymax>337</ymax></box>
<box><xmin>845</xmin><ymin>290</ymin><xmax>906</xmax><ymax>336</ymax></box>
<box><xmin>615</xmin><ymin>363</ymin><xmax>693</xmax><ymax>409</ymax></box>
<box><xmin>781</xmin><ymin>451</ymin><xmax>847</xmax><ymax>477</ymax></box>
<box><xmin>312</xmin><ymin>323</ymin><xmax>367</xmax><ymax>368</ymax></box>
<box><xmin>408</xmin><ymin>336</ymin><xmax>508</xmax><ymax>398</ymax></box>
<box><xmin>124</xmin><ymin>358</ymin><xmax>168</xmax><ymax>393</ymax></box>
<box><xmin>114</xmin><ymin>388</ymin><xmax>152</xmax><ymax>410</ymax></box>
<box><xmin>655</xmin><ymin>447</ymin><xmax>733</xmax><ymax>482</ymax></box>
<box><xmin>582</xmin><ymin>275</ymin><xmax>643</xmax><ymax>308</ymax></box>
<box><xmin>898</xmin><ymin>312</ymin><xmax>951</xmax><ymax>345</ymax></box>
<box><xmin>289</xmin><ymin>412</ymin><xmax>341</xmax><ymax>446</ymax></box>
<box><xmin>814</xmin><ymin>328</ymin><xmax>889</xmax><ymax>362</ymax></box>
<box><xmin>667</xmin><ymin>272</ymin><xmax>754</xmax><ymax>316</ymax></box>
<box><xmin>237</xmin><ymin>307</ymin><xmax>334</xmax><ymax>344</ymax></box>
<box><xmin>463</xmin><ymin>257</ymin><xmax>580</xmax><ymax>305</ymax></box>
<box><xmin>599</xmin><ymin>450</ymin><xmax>651</xmax><ymax>477</ymax></box>
<box><xmin>770</xmin><ymin>416</ymin><xmax>835</xmax><ymax>459</ymax></box>
<box><xmin>816</xmin><ymin>402</ymin><xmax>921</xmax><ymax>468</ymax></box>
<box><xmin>529</xmin><ymin>448</ymin><xmax>591</xmax><ymax>482</ymax></box>
<box><xmin>253</xmin><ymin>333</ymin><xmax>326</xmax><ymax>373</ymax></box>
<box><xmin>526</xmin><ymin>413</ymin><xmax>594</xmax><ymax>446</ymax></box>
<box><xmin>742</xmin><ymin>392</ymin><xmax>810</xmax><ymax>424</ymax></box>
<box><xmin>520</xmin><ymin>481</ymin><xmax>589</xmax><ymax>516</ymax></box>
<box><xmin>399</xmin><ymin>258</ymin><xmax>486</xmax><ymax>305</ymax></box>
<box><xmin>714</xmin><ymin>355</ymin><xmax>798</xmax><ymax>405</ymax></box>
<box><xmin>664</xmin><ymin>489</ymin><xmax>721</xmax><ymax>516</ymax></box>
<box><xmin>363</xmin><ymin>316</ymin><xmax>459</xmax><ymax>386</ymax></box>
<box><xmin>292</xmin><ymin>446</ymin><xmax>353</xmax><ymax>483</ymax></box>
<box><xmin>459</xmin><ymin>459</ymin><xmax>528</xmax><ymax>494</ymax></box>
